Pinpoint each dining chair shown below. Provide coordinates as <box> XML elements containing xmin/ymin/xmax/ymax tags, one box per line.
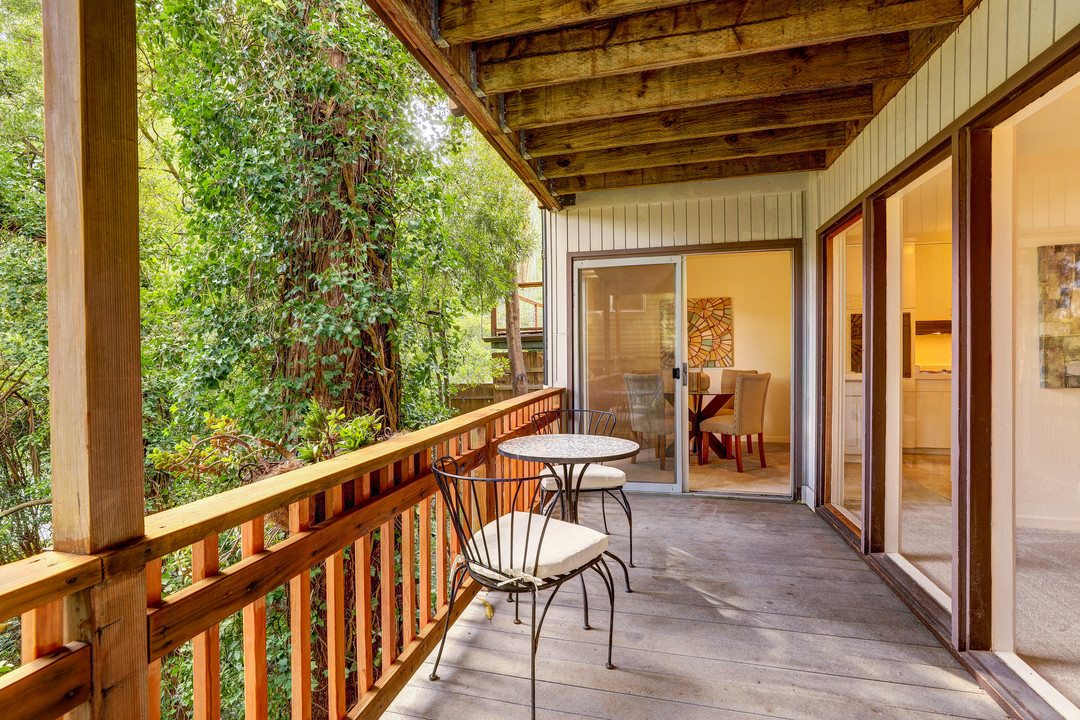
<box><xmin>429</xmin><ymin>457</ymin><xmax>616</xmax><ymax>720</ymax></box>
<box><xmin>714</xmin><ymin>368</ymin><xmax>758</xmax><ymax>417</ymax></box>
<box><xmin>532</xmin><ymin>409</ymin><xmax>635</xmax><ymax>568</ymax></box>
<box><xmin>699</xmin><ymin>372</ymin><xmax>771</xmax><ymax>472</ymax></box>
<box><xmin>622</xmin><ymin>372</ymin><xmax>675</xmax><ymax>470</ymax></box>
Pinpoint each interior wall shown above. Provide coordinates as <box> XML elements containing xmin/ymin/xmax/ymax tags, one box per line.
<box><xmin>686</xmin><ymin>252</ymin><xmax>792</xmax><ymax>442</ymax></box>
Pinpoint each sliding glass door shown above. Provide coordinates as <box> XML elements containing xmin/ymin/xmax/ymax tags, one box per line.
<box><xmin>575</xmin><ymin>257</ymin><xmax>686</xmax><ymax>492</ymax></box>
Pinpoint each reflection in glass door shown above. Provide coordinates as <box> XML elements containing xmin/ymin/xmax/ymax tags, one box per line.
<box><xmin>827</xmin><ymin>218</ymin><xmax>865</xmax><ymax>527</ymax></box>
<box><xmin>576</xmin><ymin>257</ymin><xmax>685</xmax><ymax>492</ymax></box>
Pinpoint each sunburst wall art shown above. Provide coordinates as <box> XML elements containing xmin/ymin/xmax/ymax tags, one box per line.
<box><xmin>687</xmin><ymin>297</ymin><xmax>734</xmax><ymax>367</ymax></box>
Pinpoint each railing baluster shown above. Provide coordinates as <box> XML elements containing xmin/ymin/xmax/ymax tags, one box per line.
<box><xmin>289</xmin><ymin>499</ymin><xmax>312</xmax><ymax>720</ymax></box>
<box><xmin>355</xmin><ymin>474</ymin><xmax>374</xmax><ymax>694</ymax></box>
<box><xmin>20</xmin><ymin>598</ymin><xmax>62</xmax><ymax>663</ymax></box>
<box><xmin>379</xmin><ymin>514</ymin><xmax>397</xmax><ymax>670</ymax></box>
<box><xmin>241</xmin><ymin>518</ymin><xmax>267</xmax><ymax>720</ymax></box>
<box><xmin>436</xmin><ymin>491</ymin><xmax>448</xmax><ymax>608</ymax></box>
<box><xmin>193</xmin><ymin>534</ymin><xmax>221</xmax><ymax>720</ymax></box>
<box><xmin>327</xmin><ymin>486</ymin><xmax>346</xmax><ymax>720</ymax></box>
<box><xmin>401</xmin><ymin>504</ymin><xmax>416</xmax><ymax>646</ymax></box>
<box><xmin>419</xmin><ymin>494</ymin><xmax>433</xmax><ymax>628</ymax></box>
<box><xmin>147</xmin><ymin>558</ymin><xmax>163</xmax><ymax>720</ymax></box>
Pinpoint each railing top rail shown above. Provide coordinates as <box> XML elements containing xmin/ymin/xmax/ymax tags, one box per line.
<box><xmin>0</xmin><ymin>552</ymin><xmax>103</xmax><ymax>626</ymax></box>
<box><xmin>101</xmin><ymin>387</ymin><xmax>563</xmax><ymax>577</ymax></box>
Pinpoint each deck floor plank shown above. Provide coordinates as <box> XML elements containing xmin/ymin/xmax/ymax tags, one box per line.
<box><xmin>387</xmin><ymin>495</ymin><xmax>1007</xmax><ymax>719</ymax></box>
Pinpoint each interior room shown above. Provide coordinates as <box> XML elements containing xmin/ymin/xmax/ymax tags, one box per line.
<box><xmin>992</xmin><ymin>74</ymin><xmax>1080</xmax><ymax>709</ymax></box>
<box><xmin>685</xmin><ymin>250</ymin><xmax>793</xmax><ymax>496</ymax></box>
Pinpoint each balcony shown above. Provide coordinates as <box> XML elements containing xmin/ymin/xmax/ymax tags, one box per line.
<box><xmin>386</xmin><ymin>493</ymin><xmax>1006</xmax><ymax>720</ymax></box>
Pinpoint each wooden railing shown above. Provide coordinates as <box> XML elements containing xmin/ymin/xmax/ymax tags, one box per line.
<box><xmin>0</xmin><ymin>387</ymin><xmax>564</xmax><ymax>720</ymax></box>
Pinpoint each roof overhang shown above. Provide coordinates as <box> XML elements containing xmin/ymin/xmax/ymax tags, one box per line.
<box><xmin>365</xmin><ymin>0</ymin><xmax>981</xmax><ymax>211</ymax></box>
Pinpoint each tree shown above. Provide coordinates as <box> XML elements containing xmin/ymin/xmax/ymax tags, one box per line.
<box><xmin>442</xmin><ymin>132</ymin><xmax>539</xmax><ymax>397</ymax></box>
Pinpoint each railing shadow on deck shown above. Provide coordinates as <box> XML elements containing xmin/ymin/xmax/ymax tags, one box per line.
<box><xmin>0</xmin><ymin>387</ymin><xmax>565</xmax><ymax>720</ymax></box>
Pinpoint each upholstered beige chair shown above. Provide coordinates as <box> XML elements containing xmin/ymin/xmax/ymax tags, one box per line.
<box><xmin>623</xmin><ymin>373</ymin><xmax>675</xmax><ymax>470</ymax></box>
<box><xmin>699</xmin><ymin>372</ymin><xmax>770</xmax><ymax>472</ymax></box>
<box><xmin>714</xmin><ymin>368</ymin><xmax>758</xmax><ymax>416</ymax></box>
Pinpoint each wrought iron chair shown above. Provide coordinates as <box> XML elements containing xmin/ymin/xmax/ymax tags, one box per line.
<box><xmin>531</xmin><ymin>409</ymin><xmax>635</xmax><ymax>569</ymax></box>
<box><xmin>429</xmin><ymin>457</ymin><xmax>617</xmax><ymax>720</ymax></box>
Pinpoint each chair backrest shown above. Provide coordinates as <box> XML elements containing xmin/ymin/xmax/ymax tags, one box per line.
<box><xmin>720</xmin><ymin>368</ymin><xmax>758</xmax><ymax>394</ymax></box>
<box><xmin>622</xmin><ymin>373</ymin><xmax>665</xmax><ymax>433</ymax></box>
<box><xmin>432</xmin><ymin>457</ymin><xmax>553</xmax><ymax>590</ymax></box>
<box><xmin>532</xmin><ymin>409</ymin><xmax>616</xmax><ymax>437</ymax></box>
<box><xmin>732</xmin><ymin>372</ymin><xmax>770</xmax><ymax>435</ymax></box>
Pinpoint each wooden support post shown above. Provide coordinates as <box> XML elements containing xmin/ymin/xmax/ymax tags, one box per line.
<box><xmin>42</xmin><ymin>1</ymin><xmax>147</xmax><ymax>717</ymax></box>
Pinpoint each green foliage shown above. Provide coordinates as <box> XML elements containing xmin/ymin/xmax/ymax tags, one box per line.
<box><xmin>296</xmin><ymin>398</ymin><xmax>383</xmax><ymax>462</ymax></box>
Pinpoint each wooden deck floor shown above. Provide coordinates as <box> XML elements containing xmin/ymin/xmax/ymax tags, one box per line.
<box><xmin>386</xmin><ymin>495</ymin><xmax>1008</xmax><ymax>720</ymax></box>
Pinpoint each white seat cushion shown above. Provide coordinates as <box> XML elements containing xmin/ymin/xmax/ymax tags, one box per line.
<box><xmin>540</xmin><ymin>464</ymin><xmax>626</xmax><ymax>492</ymax></box>
<box><xmin>466</xmin><ymin>512</ymin><xmax>608</xmax><ymax>582</ymax></box>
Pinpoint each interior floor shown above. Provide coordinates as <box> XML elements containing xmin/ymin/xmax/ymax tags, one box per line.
<box><xmin>603</xmin><ymin>441</ymin><xmax>790</xmax><ymax>496</ymax></box>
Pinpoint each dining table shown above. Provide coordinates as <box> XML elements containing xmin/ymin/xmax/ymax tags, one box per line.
<box><xmin>664</xmin><ymin>390</ymin><xmax>735</xmax><ymax>464</ymax></box>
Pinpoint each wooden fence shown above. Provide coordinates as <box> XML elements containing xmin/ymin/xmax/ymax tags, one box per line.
<box><xmin>0</xmin><ymin>387</ymin><xmax>565</xmax><ymax>720</ymax></box>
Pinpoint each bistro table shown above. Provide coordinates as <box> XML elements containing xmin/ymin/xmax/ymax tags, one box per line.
<box><xmin>498</xmin><ymin>433</ymin><xmax>638</xmax><ymax>594</ymax></box>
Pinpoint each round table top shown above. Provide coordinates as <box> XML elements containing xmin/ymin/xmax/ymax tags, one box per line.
<box><xmin>498</xmin><ymin>434</ymin><xmax>640</xmax><ymax>465</ymax></box>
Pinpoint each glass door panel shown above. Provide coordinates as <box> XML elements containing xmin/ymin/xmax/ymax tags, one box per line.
<box><xmin>576</xmin><ymin>258</ymin><xmax>684</xmax><ymax>491</ymax></box>
<box><xmin>828</xmin><ymin>218</ymin><xmax>865</xmax><ymax>526</ymax></box>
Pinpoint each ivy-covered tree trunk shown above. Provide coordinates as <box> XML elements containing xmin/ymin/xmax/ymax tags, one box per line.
<box><xmin>504</xmin><ymin>293</ymin><xmax>528</xmax><ymax>397</ymax></box>
<box><xmin>279</xmin><ymin>14</ymin><xmax>401</xmax><ymax>431</ymax></box>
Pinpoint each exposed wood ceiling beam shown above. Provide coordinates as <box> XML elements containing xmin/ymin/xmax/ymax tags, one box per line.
<box><xmin>543</xmin><ymin>123</ymin><xmax>848</xmax><ymax>178</ymax></box>
<box><xmin>362</xmin><ymin>0</ymin><xmax>562</xmax><ymax>209</ymax></box>
<box><xmin>438</xmin><ymin>0</ymin><xmax>689</xmax><ymax>44</ymax></box>
<box><xmin>551</xmin><ymin>151</ymin><xmax>828</xmax><ymax>193</ymax></box>
<box><xmin>477</xmin><ymin>0</ymin><xmax>964</xmax><ymax>93</ymax></box>
<box><xmin>525</xmin><ymin>87</ymin><xmax>874</xmax><ymax>157</ymax></box>
<box><xmin>504</xmin><ymin>33</ymin><xmax>911</xmax><ymax>129</ymax></box>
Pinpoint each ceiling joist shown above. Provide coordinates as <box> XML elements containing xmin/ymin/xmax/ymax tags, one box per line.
<box><xmin>524</xmin><ymin>87</ymin><xmax>875</xmax><ymax>157</ymax></box>
<box><xmin>551</xmin><ymin>151</ymin><xmax>829</xmax><ymax>194</ymax></box>
<box><xmin>475</xmin><ymin>0</ymin><xmax>965</xmax><ymax>94</ymax></box>
<box><xmin>504</xmin><ymin>34</ymin><xmax>911</xmax><ymax>129</ymax></box>
<box><xmin>543</xmin><ymin>123</ymin><xmax>848</xmax><ymax>178</ymax></box>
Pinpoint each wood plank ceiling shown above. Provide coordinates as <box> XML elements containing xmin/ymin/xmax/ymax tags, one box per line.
<box><xmin>365</xmin><ymin>0</ymin><xmax>980</xmax><ymax>210</ymax></box>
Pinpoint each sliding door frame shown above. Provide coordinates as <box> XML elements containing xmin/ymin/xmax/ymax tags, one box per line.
<box><xmin>814</xmin><ymin>21</ymin><xmax>1080</xmax><ymax>720</ymax></box>
<box><xmin>566</xmin><ymin>238</ymin><xmax>804</xmax><ymax>501</ymax></box>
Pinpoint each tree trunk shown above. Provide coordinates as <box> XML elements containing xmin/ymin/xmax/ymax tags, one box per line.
<box><xmin>278</xmin><ymin>18</ymin><xmax>400</xmax><ymax>431</ymax></box>
<box><xmin>505</xmin><ymin>293</ymin><xmax>528</xmax><ymax>397</ymax></box>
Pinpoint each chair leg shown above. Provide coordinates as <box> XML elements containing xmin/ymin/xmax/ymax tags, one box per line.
<box><xmin>701</xmin><ymin>432</ymin><xmax>709</xmax><ymax>464</ymax></box>
<box><xmin>654</xmin><ymin>434</ymin><xmax>660</xmax><ymax>458</ymax></box>
<box><xmin>734</xmin><ymin>435</ymin><xmax>744</xmax><ymax>473</ymax></box>
<box><xmin>592</xmin><ymin>560</ymin><xmax>617</xmax><ymax>670</ymax></box>
<box><xmin>429</xmin><ymin>564</ymin><xmax>467</xmax><ymax>681</ymax></box>
<box><xmin>580</xmin><ymin>573</ymin><xmax>591</xmax><ymax>629</ymax></box>
<box><xmin>617</xmin><ymin>488</ymin><xmax>634</xmax><ymax>568</ymax></box>
<box><xmin>758</xmin><ymin>432</ymin><xmax>766</xmax><ymax>468</ymax></box>
<box><xmin>630</xmin><ymin>432</ymin><xmax>638</xmax><ymax>464</ymax></box>
<box><xmin>747</xmin><ymin>435</ymin><xmax>753</xmax><ymax>453</ymax></box>
<box><xmin>604</xmin><ymin>550</ymin><xmax>633</xmax><ymax>592</ymax></box>
<box><xmin>659</xmin><ymin>434</ymin><xmax>666</xmax><ymax>471</ymax></box>
<box><xmin>530</xmin><ymin>588</ymin><xmax>538</xmax><ymax>720</ymax></box>
<box><xmin>601</xmin><ymin>492</ymin><xmax>610</xmax><ymax>534</ymax></box>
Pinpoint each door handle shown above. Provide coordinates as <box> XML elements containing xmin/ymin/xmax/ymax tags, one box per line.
<box><xmin>682</xmin><ymin>362</ymin><xmax>688</xmax><ymax>386</ymax></box>
<box><xmin>672</xmin><ymin>366</ymin><xmax>681</xmax><ymax>381</ymax></box>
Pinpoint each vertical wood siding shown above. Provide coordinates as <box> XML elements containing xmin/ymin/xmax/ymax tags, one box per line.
<box><xmin>817</xmin><ymin>0</ymin><xmax>1080</xmax><ymax>224</ymax></box>
<box><xmin>543</xmin><ymin>191</ymin><xmax>804</xmax><ymax>387</ymax></box>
